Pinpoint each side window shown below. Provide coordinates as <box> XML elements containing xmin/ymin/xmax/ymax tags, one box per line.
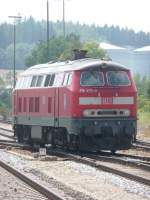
<box><xmin>16</xmin><ymin>77</ymin><xmax>31</xmax><ymax>89</ymax></box>
<box><xmin>63</xmin><ymin>73</ymin><xmax>72</xmax><ymax>86</ymax></box>
<box><xmin>44</xmin><ymin>74</ymin><xmax>55</xmax><ymax>87</ymax></box>
<box><xmin>26</xmin><ymin>76</ymin><xmax>32</xmax><ymax>88</ymax></box>
<box><xmin>36</xmin><ymin>75</ymin><xmax>44</xmax><ymax>87</ymax></box>
<box><xmin>15</xmin><ymin>78</ymin><xmax>21</xmax><ymax>89</ymax></box>
<box><xmin>53</xmin><ymin>73</ymin><xmax>63</xmax><ymax>87</ymax></box>
<box><xmin>49</xmin><ymin>74</ymin><xmax>55</xmax><ymax>86</ymax></box>
<box><xmin>67</xmin><ymin>73</ymin><xmax>72</xmax><ymax>86</ymax></box>
<box><xmin>63</xmin><ymin>73</ymin><xmax>69</xmax><ymax>86</ymax></box>
<box><xmin>44</xmin><ymin>75</ymin><xmax>51</xmax><ymax>87</ymax></box>
<box><xmin>22</xmin><ymin>77</ymin><xmax>27</xmax><ymax>88</ymax></box>
<box><xmin>19</xmin><ymin>77</ymin><xmax>25</xmax><ymax>89</ymax></box>
<box><xmin>30</xmin><ymin>76</ymin><xmax>38</xmax><ymax>87</ymax></box>
<box><xmin>23</xmin><ymin>77</ymin><xmax>28</xmax><ymax>88</ymax></box>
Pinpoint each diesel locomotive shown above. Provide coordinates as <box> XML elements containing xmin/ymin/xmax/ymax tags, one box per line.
<box><xmin>12</xmin><ymin>57</ymin><xmax>137</xmax><ymax>153</ymax></box>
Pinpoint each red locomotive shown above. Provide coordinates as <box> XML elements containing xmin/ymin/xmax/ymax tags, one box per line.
<box><xmin>12</xmin><ymin>55</ymin><xmax>137</xmax><ymax>153</ymax></box>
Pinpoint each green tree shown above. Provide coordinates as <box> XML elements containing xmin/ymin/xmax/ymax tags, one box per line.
<box><xmin>0</xmin><ymin>88</ymin><xmax>11</xmax><ymax>120</ymax></box>
<box><xmin>59</xmin><ymin>33</ymin><xmax>82</xmax><ymax>60</ymax></box>
<box><xmin>83</xmin><ymin>40</ymin><xmax>105</xmax><ymax>58</ymax></box>
<box><xmin>25</xmin><ymin>35</ymin><xmax>106</xmax><ymax>67</ymax></box>
<box><xmin>0</xmin><ymin>76</ymin><xmax>5</xmax><ymax>87</ymax></box>
<box><xmin>146</xmin><ymin>80</ymin><xmax>150</xmax><ymax>99</ymax></box>
<box><xmin>5</xmin><ymin>43</ymin><xmax>34</xmax><ymax>69</ymax></box>
<box><xmin>26</xmin><ymin>34</ymin><xmax>82</xmax><ymax>66</ymax></box>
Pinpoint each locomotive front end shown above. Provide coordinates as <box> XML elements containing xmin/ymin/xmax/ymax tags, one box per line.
<box><xmin>71</xmin><ymin>63</ymin><xmax>137</xmax><ymax>152</ymax></box>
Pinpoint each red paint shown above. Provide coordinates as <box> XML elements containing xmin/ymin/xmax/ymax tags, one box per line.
<box><xmin>12</xmin><ymin>61</ymin><xmax>137</xmax><ymax>122</ymax></box>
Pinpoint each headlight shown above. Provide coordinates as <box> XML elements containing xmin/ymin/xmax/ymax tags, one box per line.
<box><xmin>83</xmin><ymin>109</ymin><xmax>95</xmax><ymax>117</ymax></box>
<box><xmin>123</xmin><ymin>109</ymin><xmax>130</xmax><ymax>116</ymax></box>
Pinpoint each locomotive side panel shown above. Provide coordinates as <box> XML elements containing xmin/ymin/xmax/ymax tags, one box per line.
<box><xmin>13</xmin><ymin>88</ymin><xmax>56</xmax><ymax>126</ymax></box>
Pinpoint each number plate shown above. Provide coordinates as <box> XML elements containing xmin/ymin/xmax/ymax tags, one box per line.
<box><xmin>39</xmin><ymin>148</ymin><xmax>46</xmax><ymax>156</ymax></box>
<box><xmin>102</xmin><ymin>97</ymin><xmax>113</xmax><ymax>104</ymax></box>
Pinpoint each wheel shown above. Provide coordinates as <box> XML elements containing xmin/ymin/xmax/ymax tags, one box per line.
<box><xmin>68</xmin><ymin>134</ymin><xmax>78</xmax><ymax>151</ymax></box>
<box><xmin>16</xmin><ymin>125</ymin><xmax>23</xmax><ymax>143</ymax></box>
<box><xmin>22</xmin><ymin>126</ymin><xmax>31</xmax><ymax>144</ymax></box>
<box><xmin>62</xmin><ymin>131</ymin><xmax>68</xmax><ymax>150</ymax></box>
<box><xmin>51</xmin><ymin>131</ymin><xmax>56</xmax><ymax>148</ymax></box>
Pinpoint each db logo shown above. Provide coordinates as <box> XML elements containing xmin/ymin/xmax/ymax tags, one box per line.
<box><xmin>102</xmin><ymin>97</ymin><xmax>113</xmax><ymax>104</ymax></box>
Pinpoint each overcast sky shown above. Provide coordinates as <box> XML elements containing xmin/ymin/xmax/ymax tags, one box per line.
<box><xmin>1</xmin><ymin>0</ymin><xmax>150</xmax><ymax>33</ymax></box>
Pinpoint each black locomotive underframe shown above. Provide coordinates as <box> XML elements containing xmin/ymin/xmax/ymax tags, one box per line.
<box><xmin>13</xmin><ymin>116</ymin><xmax>137</xmax><ymax>151</ymax></box>
<box><xmin>66</xmin><ymin>117</ymin><xmax>137</xmax><ymax>151</ymax></box>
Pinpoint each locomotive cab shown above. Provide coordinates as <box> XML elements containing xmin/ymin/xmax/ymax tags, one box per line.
<box><xmin>68</xmin><ymin>63</ymin><xmax>137</xmax><ymax>152</ymax></box>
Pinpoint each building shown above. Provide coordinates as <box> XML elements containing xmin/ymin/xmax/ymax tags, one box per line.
<box><xmin>133</xmin><ymin>46</ymin><xmax>150</xmax><ymax>77</ymax></box>
<box><xmin>100</xmin><ymin>42</ymin><xmax>150</xmax><ymax>77</ymax></box>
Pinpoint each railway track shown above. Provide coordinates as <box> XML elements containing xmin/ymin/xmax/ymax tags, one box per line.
<box><xmin>86</xmin><ymin>152</ymin><xmax>150</xmax><ymax>171</ymax></box>
<box><xmin>136</xmin><ymin>140</ymin><xmax>150</xmax><ymax>147</ymax></box>
<box><xmin>132</xmin><ymin>142</ymin><xmax>150</xmax><ymax>152</ymax></box>
<box><xmin>46</xmin><ymin>148</ymin><xmax>150</xmax><ymax>187</ymax></box>
<box><xmin>0</xmin><ymin>127</ymin><xmax>14</xmax><ymax>140</ymax></box>
<box><xmin>0</xmin><ymin>126</ymin><xmax>150</xmax><ymax>187</ymax></box>
<box><xmin>0</xmin><ymin>159</ymin><xmax>63</xmax><ymax>200</ymax></box>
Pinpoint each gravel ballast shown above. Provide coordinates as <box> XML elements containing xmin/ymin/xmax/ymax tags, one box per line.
<box><xmin>0</xmin><ymin>149</ymin><xmax>149</xmax><ymax>200</ymax></box>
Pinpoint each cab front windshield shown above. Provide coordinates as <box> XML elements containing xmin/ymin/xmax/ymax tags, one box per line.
<box><xmin>107</xmin><ymin>71</ymin><xmax>131</xmax><ymax>86</ymax></box>
<box><xmin>80</xmin><ymin>70</ymin><xmax>131</xmax><ymax>86</ymax></box>
<box><xmin>80</xmin><ymin>71</ymin><xmax>104</xmax><ymax>86</ymax></box>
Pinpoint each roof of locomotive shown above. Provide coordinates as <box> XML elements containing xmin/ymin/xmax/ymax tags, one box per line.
<box><xmin>22</xmin><ymin>58</ymin><xmax>129</xmax><ymax>76</ymax></box>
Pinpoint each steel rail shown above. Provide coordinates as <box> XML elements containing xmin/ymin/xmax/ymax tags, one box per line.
<box><xmin>0</xmin><ymin>160</ymin><xmax>63</xmax><ymax>200</ymax></box>
<box><xmin>47</xmin><ymin>149</ymin><xmax>150</xmax><ymax>187</ymax></box>
<box><xmin>113</xmin><ymin>152</ymin><xmax>150</xmax><ymax>161</ymax></box>
<box><xmin>94</xmin><ymin>151</ymin><xmax>150</xmax><ymax>162</ymax></box>
<box><xmin>85</xmin><ymin>153</ymin><xmax>150</xmax><ymax>172</ymax></box>
<box><xmin>136</xmin><ymin>140</ymin><xmax>150</xmax><ymax>147</ymax></box>
<box><xmin>132</xmin><ymin>143</ymin><xmax>150</xmax><ymax>152</ymax></box>
<box><xmin>0</xmin><ymin>127</ymin><xmax>14</xmax><ymax>140</ymax></box>
<box><xmin>0</xmin><ymin>127</ymin><xmax>14</xmax><ymax>133</ymax></box>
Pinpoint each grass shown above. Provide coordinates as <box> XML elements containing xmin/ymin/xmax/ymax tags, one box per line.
<box><xmin>138</xmin><ymin>111</ymin><xmax>150</xmax><ymax>127</ymax></box>
<box><xmin>137</xmin><ymin>111</ymin><xmax>150</xmax><ymax>140</ymax></box>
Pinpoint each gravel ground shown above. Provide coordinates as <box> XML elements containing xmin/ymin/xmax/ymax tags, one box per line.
<box><xmin>0</xmin><ymin>122</ymin><xmax>12</xmax><ymax>131</ymax></box>
<box><xmin>0</xmin><ymin>149</ymin><xmax>149</xmax><ymax>200</ymax></box>
<box><xmin>0</xmin><ymin>165</ymin><xmax>48</xmax><ymax>200</ymax></box>
<box><xmin>0</xmin><ymin>135</ymin><xmax>13</xmax><ymax>141</ymax></box>
<box><xmin>0</xmin><ymin>122</ymin><xmax>150</xmax><ymax>199</ymax></box>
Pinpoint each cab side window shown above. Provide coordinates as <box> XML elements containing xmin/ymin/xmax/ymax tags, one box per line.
<box><xmin>63</xmin><ymin>73</ymin><xmax>72</xmax><ymax>86</ymax></box>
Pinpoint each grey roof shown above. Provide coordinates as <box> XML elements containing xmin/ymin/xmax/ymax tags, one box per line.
<box><xmin>134</xmin><ymin>45</ymin><xmax>150</xmax><ymax>52</ymax></box>
<box><xmin>99</xmin><ymin>42</ymin><xmax>126</xmax><ymax>50</ymax></box>
<box><xmin>22</xmin><ymin>58</ymin><xmax>129</xmax><ymax>76</ymax></box>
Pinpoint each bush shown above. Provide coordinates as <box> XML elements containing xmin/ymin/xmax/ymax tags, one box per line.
<box><xmin>138</xmin><ymin>95</ymin><xmax>150</xmax><ymax>112</ymax></box>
